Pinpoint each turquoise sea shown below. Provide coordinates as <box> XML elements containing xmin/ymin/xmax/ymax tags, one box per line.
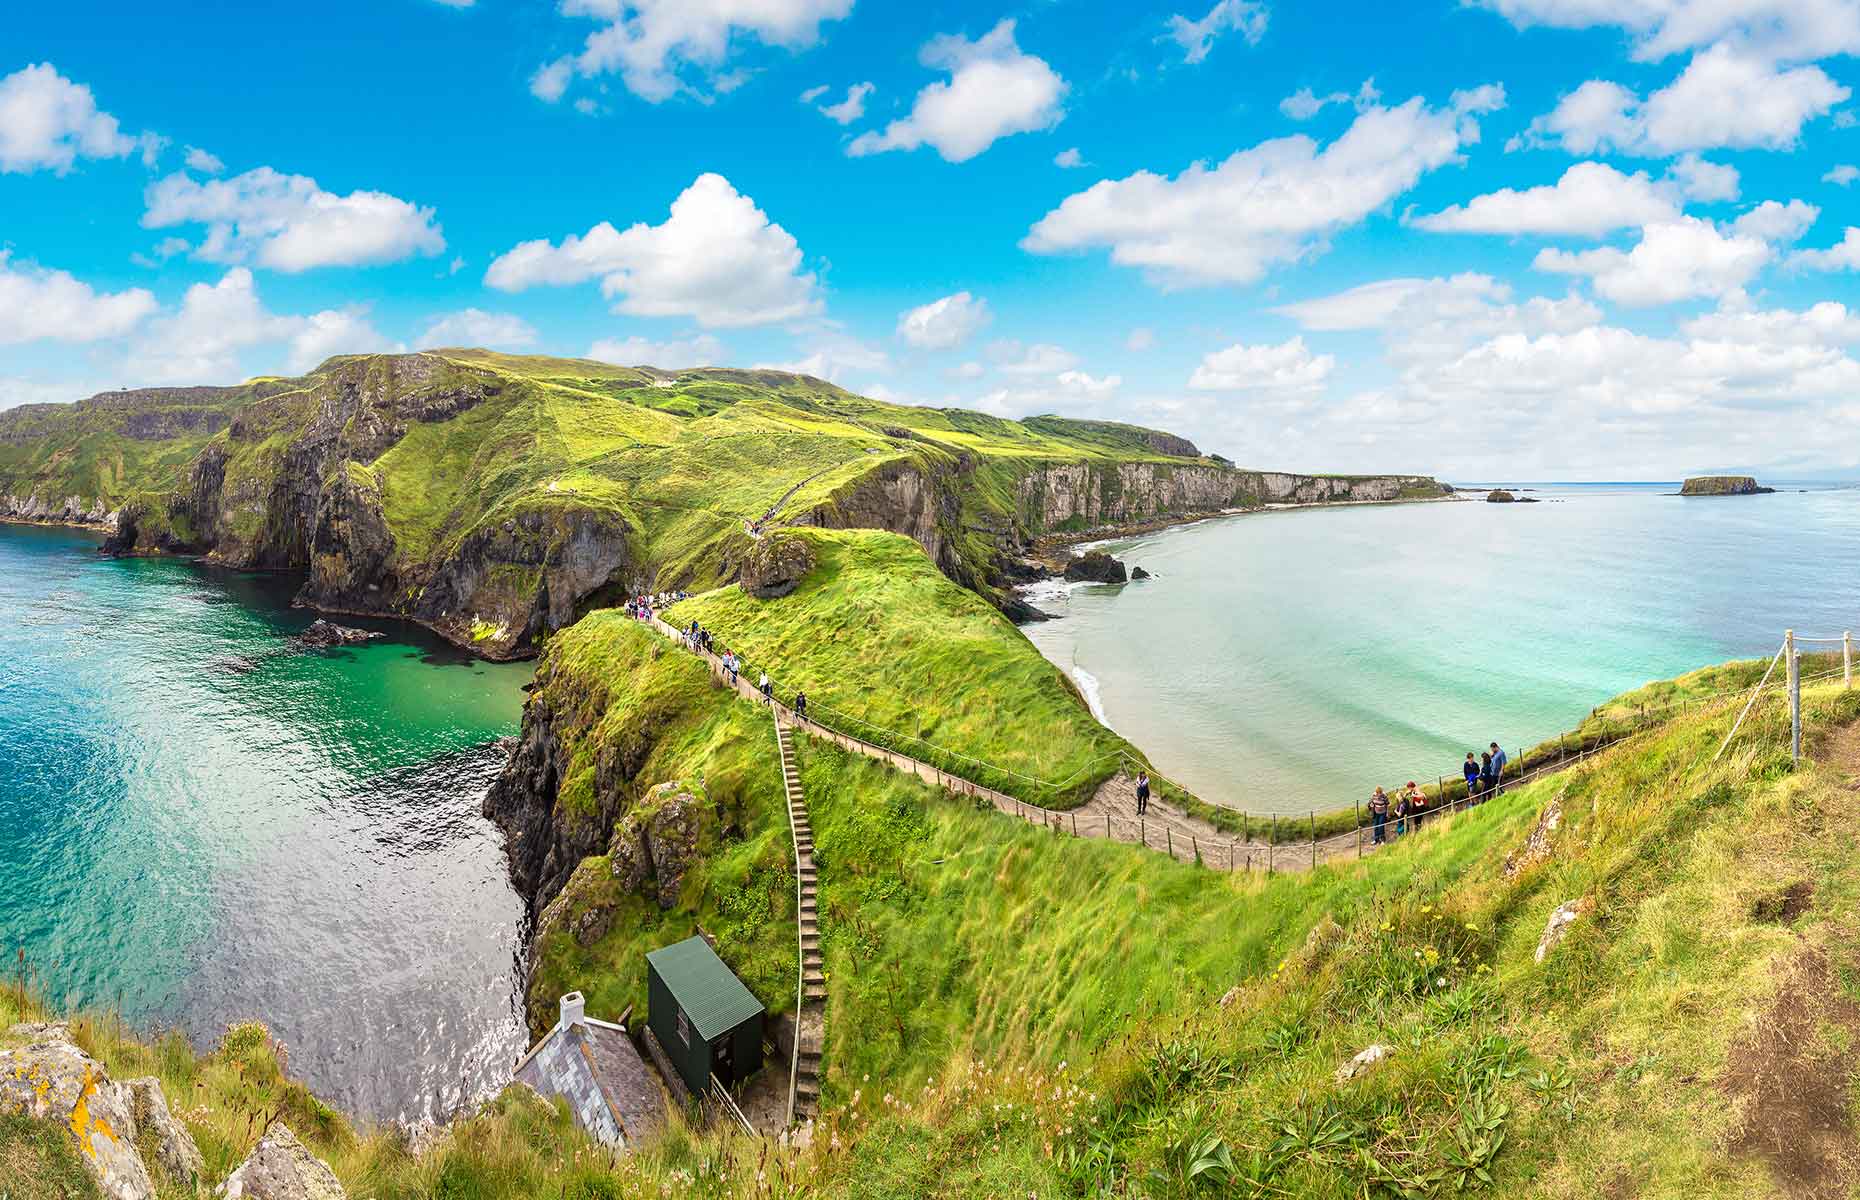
<box><xmin>1024</xmin><ymin>483</ymin><xmax>1860</xmax><ymax>815</ymax></box>
<box><xmin>0</xmin><ymin>523</ymin><xmax>533</xmax><ymax>1123</ymax></box>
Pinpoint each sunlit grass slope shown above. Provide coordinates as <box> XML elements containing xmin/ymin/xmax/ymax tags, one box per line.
<box><xmin>667</xmin><ymin>527</ymin><xmax>1137</xmax><ymax>806</ymax></box>
<box><xmin>10</xmin><ymin>662</ymin><xmax>1860</xmax><ymax>1197</ymax></box>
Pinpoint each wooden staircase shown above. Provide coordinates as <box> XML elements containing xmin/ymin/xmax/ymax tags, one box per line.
<box><xmin>777</xmin><ymin>722</ymin><xmax>825</xmax><ymax>1124</ymax></box>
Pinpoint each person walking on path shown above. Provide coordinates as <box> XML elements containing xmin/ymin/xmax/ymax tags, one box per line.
<box><xmin>759</xmin><ymin>670</ymin><xmax>772</xmax><ymax>704</ymax></box>
<box><xmin>795</xmin><ymin>690</ymin><xmax>808</xmax><ymax>721</ymax></box>
<box><xmin>1394</xmin><ymin>786</ymin><xmax>1412</xmax><ymax>837</ymax></box>
<box><xmin>1462</xmin><ymin>753</ymin><xmax>1480</xmax><ymax>806</ymax></box>
<box><xmin>1369</xmin><ymin>786</ymin><xmax>1391</xmax><ymax>845</ymax></box>
<box><xmin>1488</xmin><ymin>742</ymin><xmax>1508</xmax><ymax>795</ymax></box>
<box><xmin>1135</xmin><ymin>771</ymin><xmax>1151</xmax><ymax>817</ymax></box>
<box><xmin>1478</xmin><ymin>751</ymin><xmax>1495</xmax><ymax>801</ymax></box>
<box><xmin>1406</xmin><ymin>780</ymin><xmax>1429</xmax><ymax>831</ymax></box>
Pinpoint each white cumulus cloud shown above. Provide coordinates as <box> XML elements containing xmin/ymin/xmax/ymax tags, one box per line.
<box><xmin>1165</xmin><ymin>0</ymin><xmax>1269</xmax><ymax>64</ymax></box>
<box><xmin>1534</xmin><ymin>216</ymin><xmax>1774</xmax><ymax>305</ymax></box>
<box><xmin>0</xmin><ymin>63</ymin><xmax>144</xmax><ymax>175</ymax></box>
<box><xmin>130</xmin><ymin>269</ymin><xmax>398</xmax><ymax>383</ymax></box>
<box><xmin>1791</xmin><ymin>226</ymin><xmax>1860</xmax><ymax>271</ymax></box>
<box><xmin>848</xmin><ymin>21</ymin><xmax>1067</xmax><ymax>163</ymax></box>
<box><xmin>1189</xmin><ymin>336</ymin><xmax>1335</xmax><ymax>392</ymax></box>
<box><xmin>1023</xmin><ymin>87</ymin><xmax>1504</xmax><ymax>287</ymax></box>
<box><xmin>586</xmin><ymin>333</ymin><xmax>726</xmax><ymax>367</ymax></box>
<box><xmin>1825</xmin><ymin>164</ymin><xmax>1860</xmax><ymax>185</ymax></box>
<box><xmin>535</xmin><ymin>0</ymin><xmax>854</xmax><ymax>104</ymax></box>
<box><xmin>1469</xmin><ymin>0</ymin><xmax>1860</xmax><ymax>63</ymax></box>
<box><xmin>0</xmin><ymin>252</ymin><xmax>158</xmax><ymax>344</ymax></box>
<box><xmin>1412</xmin><ymin>162</ymin><xmax>1683</xmax><ymax>236</ymax></box>
<box><xmin>143</xmin><ymin>167</ymin><xmax>446</xmax><ymax>272</ymax></box>
<box><xmin>1515</xmin><ymin>46</ymin><xmax>1848</xmax><ymax>155</ymax></box>
<box><xmin>896</xmin><ymin>291</ymin><xmax>990</xmax><ymax>349</ymax></box>
<box><xmin>416</xmin><ymin>309</ymin><xmax>540</xmax><ymax>350</ymax></box>
<box><xmin>991</xmin><ymin>341</ymin><xmax>1080</xmax><ymax>375</ymax></box>
<box><xmin>484</xmin><ymin>173</ymin><xmax>819</xmax><ymax>328</ymax></box>
<box><xmin>813</xmin><ymin>82</ymin><xmax>873</xmax><ymax>124</ymax></box>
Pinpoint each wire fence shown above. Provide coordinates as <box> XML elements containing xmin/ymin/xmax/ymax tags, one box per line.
<box><xmin>644</xmin><ymin>613</ymin><xmax>1855</xmax><ymax>873</ymax></box>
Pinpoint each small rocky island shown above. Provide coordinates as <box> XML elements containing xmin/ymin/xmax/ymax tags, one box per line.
<box><xmin>1679</xmin><ymin>476</ymin><xmax>1775</xmax><ymax>496</ymax></box>
<box><xmin>294</xmin><ymin>619</ymin><xmax>385</xmax><ymax>648</ymax></box>
<box><xmin>1064</xmin><ymin>550</ymin><xmax>1129</xmax><ymax>584</ymax></box>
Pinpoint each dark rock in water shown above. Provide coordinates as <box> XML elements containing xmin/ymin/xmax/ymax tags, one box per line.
<box><xmin>296</xmin><ymin>618</ymin><xmax>384</xmax><ymax>648</ymax></box>
<box><xmin>1486</xmin><ymin>490</ymin><xmax>1517</xmax><ymax>503</ymax></box>
<box><xmin>1515</xmin><ymin>496</ymin><xmax>1540</xmax><ymax>503</ymax></box>
<box><xmin>1064</xmin><ymin>550</ymin><xmax>1128</xmax><ymax>584</ymax></box>
<box><xmin>1680</xmin><ymin>475</ymin><xmax>1774</xmax><ymax>496</ymax></box>
<box><xmin>739</xmin><ymin>533</ymin><xmax>815</xmax><ymax>599</ymax></box>
<box><xmin>1130</xmin><ymin>566</ymin><xmax>1152</xmax><ymax>580</ymax></box>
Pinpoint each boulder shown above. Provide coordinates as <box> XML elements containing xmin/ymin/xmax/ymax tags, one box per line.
<box><xmin>1535</xmin><ymin>897</ymin><xmax>1592</xmax><ymax>964</ymax></box>
<box><xmin>0</xmin><ymin>1024</ymin><xmax>155</xmax><ymax>1200</ymax></box>
<box><xmin>1486</xmin><ymin>490</ymin><xmax>1516</xmax><ymax>503</ymax></box>
<box><xmin>1217</xmin><ymin>986</ymin><xmax>1243</xmax><ymax>1009</ymax></box>
<box><xmin>739</xmin><ymin>534</ymin><xmax>815</xmax><ymax>599</ymax></box>
<box><xmin>610</xmin><ymin>785</ymin><xmax>709</xmax><ymax>910</ymax></box>
<box><xmin>1335</xmin><ymin>1044</ymin><xmax>1393</xmax><ymax>1084</ymax></box>
<box><xmin>1063</xmin><ymin>550</ymin><xmax>1128</xmax><ymax>584</ymax></box>
<box><xmin>126</xmin><ymin>1076</ymin><xmax>204</xmax><ymax>1186</ymax></box>
<box><xmin>1130</xmin><ymin>566</ymin><xmax>1152</xmax><ymax>580</ymax></box>
<box><xmin>217</xmin><ymin>1123</ymin><xmax>346</xmax><ymax>1200</ymax></box>
<box><xmin>294</xmin><ymin>619</ymin><xmax>382</xmax><ymax>648</ymax></box>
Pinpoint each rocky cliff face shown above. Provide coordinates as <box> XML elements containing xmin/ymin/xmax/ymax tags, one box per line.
<box><xmin>1</xmin><ymin>492</ymin><xmax>117</xmax><ymax>528</ymax></box>
<box><xmin>794</xmin><ymin>453</ymin><xmax>1444</xmax><ymax>619</ymax></box>
<box><xmin>93</xmin><ymin>355</ymin><xmax>634</xmax><ymax>660</ymax></box>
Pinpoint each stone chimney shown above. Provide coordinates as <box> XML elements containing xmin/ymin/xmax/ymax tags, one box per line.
<box><xmin>559</xmin><ymin>991</ymin><xmax>586</xmax><ymax>1031</ymax></box>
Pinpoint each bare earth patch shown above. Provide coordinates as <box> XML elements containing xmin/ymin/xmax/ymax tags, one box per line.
<box><xmin>1719</xmin><ymin>947</ymin><xmax>1860</xmax><ymax>1199</ymax></box>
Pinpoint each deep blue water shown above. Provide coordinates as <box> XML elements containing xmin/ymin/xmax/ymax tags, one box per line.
<box><xmin>0</xmin><ymin>523</ymin><xmax>533</xmax><ymax>1123</ymax></box>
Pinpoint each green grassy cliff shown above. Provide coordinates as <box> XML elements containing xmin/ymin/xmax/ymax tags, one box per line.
<box><xmin>16</xmin><ymin>636</ymin><xmax>1860</xmax><ymax>1198</ymax></box>
<box><xmin>0</xmin><ymin>349</ymin><xmax>1445</xmax><ymax>658</ymax></box>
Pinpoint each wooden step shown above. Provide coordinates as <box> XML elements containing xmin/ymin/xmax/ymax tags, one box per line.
<box><xmin>796</xmin><ymin>1080</ymin><xmax>819</xmax><ymax>1099</ymax></box>
<box><xmin>804</xmin><ymin>985</ymin><xmax>827</xmax><ymax>1002</ymax></box>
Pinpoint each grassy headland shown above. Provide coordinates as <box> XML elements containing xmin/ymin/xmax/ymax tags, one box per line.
<box><xmin>14</xmin><ymin>650</ymin><xmax>1860</xmax><ymax>1197</ymax></box>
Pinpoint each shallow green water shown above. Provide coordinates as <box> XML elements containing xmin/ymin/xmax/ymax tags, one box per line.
<box><xmin>1024</xmin><ymin>484</ymin><xmax>1860</xmax><ymax>815</ymax></box>
<box><xmin>0</xmin><ymin>524</ymin><xmax>533</xmax><ymax>1122</ymax></box>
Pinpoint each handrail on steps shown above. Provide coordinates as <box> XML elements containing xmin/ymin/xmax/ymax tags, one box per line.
<box><xmin>774</xmin><ymin>716</ymin><xmax>804</xmax><ymax>1129</ymax></box>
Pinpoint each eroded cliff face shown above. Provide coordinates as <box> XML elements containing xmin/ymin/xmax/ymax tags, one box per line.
<box><xmin>1</xmin><ymin>493</ymin><xmax>117</xmax><ymax>528</ymax></box>
<box><xmin>1017</xmin><ymin>463</ymin><xmax>1444</xmax><ymax>530</ymax></box>
<box><xmin>795</xmin><ymin>453</ymin><xmax>1445</xmax><ymax>619</ymax></box>
<box><xmin>93</xmin><ymin>355</ymin><xmax>635</xmax><ymax>660</ymax></box>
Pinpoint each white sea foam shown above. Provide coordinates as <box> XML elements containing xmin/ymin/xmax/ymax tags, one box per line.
<box><xmin>1072</xmin><ymin>665</ymin><xmax>1106</xmax><ymax>722</ymax></box>
<box><xmin>1019</xmin><ymin>577</ymin><xmax>1075</xmax><ymax>605</ymax></box>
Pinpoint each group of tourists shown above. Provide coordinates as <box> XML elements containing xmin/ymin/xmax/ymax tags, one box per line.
<box><xmin>664</xmin><ymin>613</ymin><xmax>812</xmax><ymax>724</ymax></box>
<box><xmin>1365</xmin><ymin>741</ymin><xmax>1509</xmax><ymax>845</ymax></box>
<box><xmin>625</xmin><ymin>590</ymin><xmax>690</xmax><ymax>621</ymax></box>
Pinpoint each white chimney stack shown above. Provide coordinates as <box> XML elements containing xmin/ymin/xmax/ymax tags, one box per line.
<box><xmin>559</xmin><ymin>991</ymin><xmax>586</xmax><ymax>1031</ymax></box>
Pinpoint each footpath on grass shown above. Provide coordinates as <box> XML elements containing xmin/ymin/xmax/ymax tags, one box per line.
<box><xmin>643</xmin><ymin>612</ymin><xmax>1660</xmax><ymax>872</ymax></box>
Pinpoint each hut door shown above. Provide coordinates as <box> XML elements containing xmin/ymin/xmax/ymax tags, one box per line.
<box><xmin>713</xmin><ymin>1035</ymin><xmax>735</xmax><ymax>1085</ymax></box>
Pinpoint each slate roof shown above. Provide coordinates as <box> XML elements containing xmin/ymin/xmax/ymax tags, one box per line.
<box><xmin>647</xmin><ymin>935</ymin><xmax>766</xmax><ymax>1042</ymax></box>
<box><xmin>514</xmin><ymin>1019</ymin><xmax>665</xmax><ymax>1149</ymax></box>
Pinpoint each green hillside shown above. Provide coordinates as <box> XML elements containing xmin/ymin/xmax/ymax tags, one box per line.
<box><xmin>0</xmin><ymin>350</ymin><xmax>1443</xmax><ymax>659</ymax></box>
<box><xmin>15</xmin><ymin>619</ymin><xmax>1860</xmax><ymax>1198</ymax></box>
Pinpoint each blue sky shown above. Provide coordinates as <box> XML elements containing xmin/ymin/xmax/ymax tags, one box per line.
<box><xmin>3</xmin><ymin>0</ymin><xmax>1858</xmax><ymax>478</ymax></box>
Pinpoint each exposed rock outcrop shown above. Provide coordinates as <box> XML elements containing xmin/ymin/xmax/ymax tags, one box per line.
<box><xmin>609</xmin><ymin>785</ymin><xmax>709</xmax><ymax>910</ymax></box>
<box><xmin>1535</xmin><ymin>897</ymin><xmax>1592</xmax><ymax>963</ymax></box>
<box><xmin>1130</xmin><ymin>566</ymin><xmax>1151</xmax><ymax>580</ymax></box>
<box><xmin>1064</xmin><ymin>550</ymin><xmax>1128</xmax><ymax>584</ymax></box>
<box><xmin>127</xmin><ymin>1076</ymin><xmax>204</xmax><ymax>1187</ymax></box>
<box><xmin>294</xmin><ymin>619</ymin><xmax>384</xmax><ymax>648</ymax></box>
<box><xmin>1335</xmin><ymin>1044</ymin><xmax>1393</xmax><ymax>1084</ymax></box>
<box><xmin>739</xmin><ymin>534</ymin><xmax>816</xmax><ymax>599</ymax></box>
<box><xmin>1487</xmin><ymin>490</ymin><xmax>1516</xmax><ymax>503</ymax></box>
<box><xmin>218</xmin><ymin>1122</ymin><xmax>347</xmax><ymax>1200</ymax></box>
<box><xmin>0</xmin><ymin>1022</ymin><xmax>202</xmax><ymax>1200</ymax></box>
<box><xmin>1</xmin><ymin>492</ymin><xmax>118</xmax><ymax>529</ymax></box>
<box><xmin>1680</xmin><ymin>475</ymin><xmax>1774</xmax><ymax>496</ymax></box>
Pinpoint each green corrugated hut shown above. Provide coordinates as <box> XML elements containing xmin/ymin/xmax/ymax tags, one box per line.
<box><xmin>646</xmin><ymin>936</ymin><xmax>766</xmax><ymax>1097</ymax></box>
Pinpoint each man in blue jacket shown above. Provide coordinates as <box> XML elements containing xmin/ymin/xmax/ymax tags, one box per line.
<box><xmin>1488</xmin><ymin>742</ymin><xmax>1508</xmax><ymax>795</ymax></box>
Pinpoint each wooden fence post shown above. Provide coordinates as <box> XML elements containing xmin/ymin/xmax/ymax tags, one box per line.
<box><xmin>1845</xmin><ymin>631</ymin><xmax>1853</xmax><ymax>690</ymax></box>
<box><xmin>1355</xmin><ymin>799</ymin><xmax>1361</xmax><ymax>856</ymax></box>
<box><xmin>1191</xmin><ymin>834</ymin><xmax>1198</xmax><ymax>864</ymax></box>
<box><xmin>1787</xmin><ymin>629</ymin><xmax>1801</xmax><ymax>765</ymax></box>
<box><xmin>1310</xmin><ymin>812</ymin><xmax>1317</xmax><ymax>869</ymax></box>
<box><xmin>1167</xmin><ymin>828</ymin><xmax>1174</xmax><ymax>858</ymax></box>
<box><xmin>1072</xmin><ymin>812</ymin><xmax>1078</xmax><ymax>837</ymax></box>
